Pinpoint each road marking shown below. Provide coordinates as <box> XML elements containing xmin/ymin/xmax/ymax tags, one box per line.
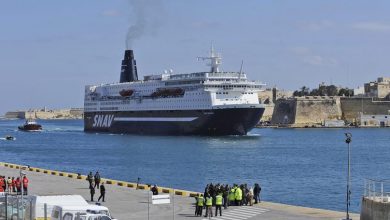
<box><xmin>202</xmin><ymin>206</ymin><xmax>269</xmax><ymax>220</ymax></box>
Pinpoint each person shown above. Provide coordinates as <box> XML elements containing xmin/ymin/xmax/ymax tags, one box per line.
<box><xmin>215</xmin><ymin>193</ymin><xmax>223</xmax><ymax>216</ymax></box>
<box><xmin>204</xmin><ymin>193</ymin><xmax>213</xmax><ymax>217</ymax></box>
<box><xmin>248</xmin><ymin>187</ymin><xmax>254</xmax><ymax>206</ymax></box>
<box><xmin>94</xmin><ymin>171</ymin><xmax>101</xmax><ymax>189</ymax></box>
<box><xmin>87</xmin><ymin>172</ymin><xmax>94</xmax><ymax>188</ymax></box>
<box><xmin>235</xmin><ymin>185</ymin><xmax>242</xmax><ymax>206</ymax></box>
<box><xmin>23</xmin><ymin>176</ymin><xmax>29</xmax><ymax>195</ymax></box>
<box><xmin>151</xmin><ymin>185</ymin><xmax>158</xmax><ymax>195</ymax></box>
<box><xmin>195</xmin><ymin>194</ymin><xmax>204</xmax><ymax>216</ymax></box>
<box><xmin>228</xmin><ymin>186</ymin><xmax>236</xmax><ymax>206</ymax></box>
<box><xmin>15</xmin><ymin>177</ymin><xmax>21</xmax><ymax>195</ymax></box>
<box><xmin>223</xmin><ymin>184</ymin><xmax>229</xmax><ymax>209</ymax></box>
<box><xmin>12</xmin><ymin>177</ymin><xmax>16</xmax><ymax>193</ymax></box>
<box><xmin>254</xmin><ymin>183</ymin><xmax>261</xmax><ymax>204</ymax></box>
<box><xmin>7</xmin><ymin>177</ymin><xmax>12</xmax><ymax>193</ymax></box>
<box><xmin>98</xmin><ymin>183</ymin><xmax>105</xmax><ymax>202</ymax></box>
<box><xmin>90</xmin><ymin>183</ymin><xmax>95</xmax><ymax>202</ymax></box>
<box><xmin>0</xmin><ymin>177</ymin><xmax>4</xmax><ymax>193</ymax></box>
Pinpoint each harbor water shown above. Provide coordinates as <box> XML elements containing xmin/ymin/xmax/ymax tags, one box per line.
<box><xmin>1</xmin><ymin>119</ymin><xmax>389</xmax><ymax>213</ymax></box>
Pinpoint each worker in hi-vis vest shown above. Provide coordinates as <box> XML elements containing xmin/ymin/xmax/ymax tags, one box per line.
<box><xmin>228</xmin><ymin>186</ymin><xmax>236</xmax><ymax>206</ymax></box>
<box><xmin>204</xmin><ymin>193</ymin><xmax>213</xmax><ymax>217</ymax></box>
<box><xmin>195</xmin><ymin>194</ymin><xmax>204</xmax><ymax>216</ymax></box>
<box><xmin>215</xmin><ymin>193</ymin><xmax>223</xmax><ymax>216</ymax></box>
<box><xmin>235</xmin><ymin>185</ymin><xmax>242</xmax><ymax>206</ymax></box>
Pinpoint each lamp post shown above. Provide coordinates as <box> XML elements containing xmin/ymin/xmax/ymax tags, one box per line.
<box><xmin>344</xmin><ymin>133</ymin><xmax>352</xmax><ymax>220</ymax></box>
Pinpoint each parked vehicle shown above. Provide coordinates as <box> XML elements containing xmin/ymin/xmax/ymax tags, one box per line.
<box><xmin>51</xmin><ymin>205</ymin><xmax>115</xmax><ymax>220</ymax></box>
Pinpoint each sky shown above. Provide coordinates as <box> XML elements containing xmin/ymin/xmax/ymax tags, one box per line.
<box><xmin>1</xmin><ymin>0</ymin><xmax>390</xmax><ymax>114</ymax></box>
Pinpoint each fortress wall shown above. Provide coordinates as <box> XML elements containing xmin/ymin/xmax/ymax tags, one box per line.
<box><xmin>294</xmin><ymin>97</ymin><xmax>342</xmax><ymax>125</ymax></box>
<box><xmin>271</xmin><ymin>99</ymin><xmax>296</xmax><ymax>124</ymax></box>
<box><xmin>261</xmin><ymin>104</ymin><xmax>275</xmax><ymax>122</ymax></box>
<box><xmin>340</xmin><ymin>98</ymin><xmax>390</xmax><ymax>122</ymax></box>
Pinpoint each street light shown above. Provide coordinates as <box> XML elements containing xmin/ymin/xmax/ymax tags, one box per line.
<box><xmin>344</xmin><ymin>133</ymin><xmax>352</xmax><ymax>220</ymax></box>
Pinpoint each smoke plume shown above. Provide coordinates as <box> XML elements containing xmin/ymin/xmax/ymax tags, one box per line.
<box><xmin>126</xmin><ymin>0</ymin><xmax>163</xmax><ymax>49</ymax></box>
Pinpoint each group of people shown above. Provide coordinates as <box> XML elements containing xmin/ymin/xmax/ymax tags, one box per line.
<box><xmin>86</xmin><ymin>171</ymin><xmax>106</xmax><ymax>202</ymax></box>
<box><xmin>0</xmin><ymin>175</ymin><xmax>29</xmax><ymax>195</ymax></box>
<box><xmin>195</xmin><ymin>182</ymin><xmax>261</xmax><ymax>217</ymax></box>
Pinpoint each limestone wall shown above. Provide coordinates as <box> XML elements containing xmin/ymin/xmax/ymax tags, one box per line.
<box><xmin>361</xmin><ymin>197</ymin><xmax>390</xmax><ymax>220</ymax></box>
<box><xmin>294</xmin><ymin>97</ymin><xmax>342</xmax><ymax>125</ymax></box>
<box><xmin>271</xmin><ymin>99</ymin><xmax>296</xmax><ymax>124</ymax></box>
<box><xmin>340</xmin><ymin>98</ymin><xmax>390</xmax><ymax>122</ymax></box>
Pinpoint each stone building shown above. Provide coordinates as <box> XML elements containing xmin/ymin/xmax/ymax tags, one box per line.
<box><xmin>364</xmin><ymin>77</ymin><xmax>390</xmax><ymax>98</ymax></box>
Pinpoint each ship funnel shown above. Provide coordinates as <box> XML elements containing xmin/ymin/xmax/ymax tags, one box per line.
<box><xmin>120</xmin><ymin>50</ymin><xmax>138</xmax><ymax>83</ymax></box>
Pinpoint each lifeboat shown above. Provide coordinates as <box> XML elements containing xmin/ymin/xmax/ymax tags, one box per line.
<box><xmin>119</xmin><ymin>89</ymin><xmax>134</xmax><ymax>97</ymax></box>
<box><xmin>151</xmin><ymin>88</ymin><xmax>185</xmax><ymax>98</ymax></box>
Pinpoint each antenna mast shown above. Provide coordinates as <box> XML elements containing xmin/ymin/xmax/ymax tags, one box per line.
<box><xmin>197</xmin><ymin>44</ymin><xmax>222</xmax><ymax>73</ymax></box>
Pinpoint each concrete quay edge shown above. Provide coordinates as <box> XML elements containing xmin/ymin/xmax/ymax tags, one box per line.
<box><xmin>0</xmin><ymin>162</ymin><xmax>199</xmax><ymax>198</ymax></box>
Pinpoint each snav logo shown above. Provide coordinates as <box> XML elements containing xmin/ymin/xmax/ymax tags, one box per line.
<box><xmin>93</xmin><ymin>115</ymin><xmax>114</xmax><ymax>127</ymax></box>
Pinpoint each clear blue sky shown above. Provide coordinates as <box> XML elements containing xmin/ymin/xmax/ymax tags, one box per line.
<box><xmin>1</xmin><ymin>0</ymin><xmax>390</xmax><ymax>114</ymax></box>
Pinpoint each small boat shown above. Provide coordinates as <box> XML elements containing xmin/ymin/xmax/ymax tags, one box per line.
<box><xmin>18</xmin><ymin>118</ymin><xmax>42</xmax><ymax>131</ymax></box>
<box><xmin>5</xmin><ymin>136</ymin><xmax>16</xmax><ymax>140</ymax></box>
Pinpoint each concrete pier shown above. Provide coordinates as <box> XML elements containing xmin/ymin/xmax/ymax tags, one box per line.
<box><xmin>0</xmin><ymin>163</ymin><xmax>360</xmax><ymax>220</ymax></box>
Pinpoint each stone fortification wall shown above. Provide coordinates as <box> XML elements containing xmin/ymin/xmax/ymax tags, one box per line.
<box><xmin>271</xmin><ymin>99</ymin><xmax>296</xmax><ymax>124</ymax></box>
<box><xmin>361</xmin><ymin>197</ymin><xmax>390</xmax><ymax>220</ymax></box>
<box><xmin>294</xmin><ymin>97</ymin><xmax>342</xmax><ymax>125</ymax></box>
<box><xmin>271</xmin><ymin>96</ymin><xmax>342</xmax><ymax>126</ymax></box>
<box><xmin>340</xmin><ymin>97</ymin><xmax>390</xmax><ymax>122</ymax></box>
<box><xmin>261</xmin><ymin>104</ymin><xmax>275</xmax><ymax>122</ymax></box>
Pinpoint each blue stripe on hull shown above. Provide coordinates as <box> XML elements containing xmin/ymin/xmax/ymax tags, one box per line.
<box><xmin>84</xmin><ymin>108</ymin><xmax>264</xmax><ymax>135</ymax></box>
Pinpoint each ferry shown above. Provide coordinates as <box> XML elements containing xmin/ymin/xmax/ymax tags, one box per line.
<box><xmin>84</xmin><ymin>47</ymin><xmax>265</xmax><ymax>135</ymax></box>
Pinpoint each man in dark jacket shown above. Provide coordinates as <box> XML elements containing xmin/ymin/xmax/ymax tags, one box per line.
<box><xmin>94</xmin><ymin>171</ymin><xmax>101</xmax><ymax>189</ymax></box>
<box><xmin>98</xmin><ymin>183</ymin><xmax>106</xmax><ymax>202</ymax></box>
<box><xmin>90</xmin><ymin>183</ymin><xmax>95</xmax><ymax>202</ymax></box>
<box><xmin>87</xmin><ymin>172</ymin><xmax>94</xmax><ymax>188</ymax></box>
<box><xmin>254</xmin><ymin>183</ymin><xmax>261</xmax><ymax>204</ymax></box>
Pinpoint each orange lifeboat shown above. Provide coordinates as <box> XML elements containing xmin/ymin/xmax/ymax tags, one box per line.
<box><xmin>119</xmin><ymin>89</ymin><xmax>134</xmax><ymax>97</ymax></box>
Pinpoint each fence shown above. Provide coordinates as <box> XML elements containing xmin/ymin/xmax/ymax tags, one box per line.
<box><xmin>364</xmin><ymin>179</ymin><xmax>390</xmax><ymax>202</ymax></box>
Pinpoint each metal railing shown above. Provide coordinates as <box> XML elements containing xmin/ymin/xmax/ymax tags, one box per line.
<box><xmin>364</xmin><ymin>179</ymin><xmax>390</xmax><ymax>202</ymax></box>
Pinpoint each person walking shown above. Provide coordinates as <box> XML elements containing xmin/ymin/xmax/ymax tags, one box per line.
<box><xmin>195</xmin><ymin>194</ymin><xmax>204</xmax><ymax>216</ymax></box>
<box><xmin>94</xmin><ymin>171</ymin><xmax>101</xmax><ymax>189</ymax></box>
<box><xmin>215</xmin><ymin>193</ymin><xmax>223</xmax><ymax>216</ymax></box>
<box><xmin>87</xmin><ymin>172</ymin><xmax>94</xmax><ymax>189</ymax></box>
<box><xmin>204</xmin><ymin>193</ymin><xmax>213</xmax><ymax>218</ymax></box>
<box><xmin>98</xmin><ymin>183</ymin><xmax>105</xmax><ymax>202</ymax></box>
<box><xmin>23</xmin><ymin>176</ymin><xmax>29</xmax><ymax>195</ymax></box>
<box><xmin>254</xmin><ymin>183</ymin><xmax>261</xmax><ymax>204</ymax></box>
<box><xmin>90</xmin><ymin>183</ymin><xmax>95</xmax><ymax>202</ymax></box>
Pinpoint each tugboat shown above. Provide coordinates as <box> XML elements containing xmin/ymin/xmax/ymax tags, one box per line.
<box><xmin>18</xmin><ymin>118</ymin><xmax>42</xmax><ymax>131</ymax></box>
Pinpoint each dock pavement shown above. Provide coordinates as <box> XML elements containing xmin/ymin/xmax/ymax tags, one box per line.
<box><xmin>0</xmin><ymin>164</ymin><xmax>360</xmax><ymax>220</ymax></box>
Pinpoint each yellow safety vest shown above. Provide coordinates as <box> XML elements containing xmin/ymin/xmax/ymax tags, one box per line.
<box><xmin>228</xmin><ymin>189</ymin><xmax>235</xmax><ymax>201</ymax></box>
<box><xmin>216</xmin><ymin>195</ymin><xmax>223</xmax><ymax>205</ymax></box>
<box><xmin>197</xmin><ymin>196</ymin><xmax>204</xmax><ymax>206</ymax></box>
<box><xmin>206</xmin><ymin>197</ymin><xmax>213</xmax><ymax>206</ymax></box>
<box><xmin>235</xmin><ymin>188</ymin><xmax>242</xmax><ymax>200</ymax></box>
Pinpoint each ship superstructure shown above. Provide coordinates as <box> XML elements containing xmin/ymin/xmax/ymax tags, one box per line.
<box><xmin>84</xmin><ymin>48</ymin><xmax>265</xmax><ymax>135</ymax></box>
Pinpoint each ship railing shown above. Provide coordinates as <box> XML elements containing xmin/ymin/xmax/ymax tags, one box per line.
<box><xmin>364</xmin><ymin>178</ymin><xmax>390</xmax><ymax>202</ymax></box>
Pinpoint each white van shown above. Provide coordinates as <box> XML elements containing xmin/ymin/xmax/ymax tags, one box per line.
<box><xmin>51</xmin><ymin>205</ymin><xmax>115</xmax><ymax>220</ymax></box>
<box><xmin>24</xmin><ymin>195</ymin><xmax>114</xmax><ymax>220</ymax></box>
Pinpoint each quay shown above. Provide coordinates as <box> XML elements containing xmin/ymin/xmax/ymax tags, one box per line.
<box><xmin>0</xmin><ymin>162</ymin><xmax>360</xmax><ymax>220</ymax></box>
